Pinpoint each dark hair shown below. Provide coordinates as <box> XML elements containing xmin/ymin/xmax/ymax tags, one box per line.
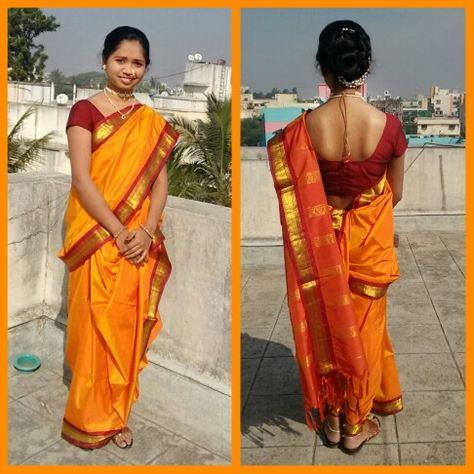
<box><xmin>102</xmin><ymin>26</ymin><xmax>150</xmax><ymax>66</ymax></box>
<box><xmin>316</xmin><ymin>20</ymin><xmax>371</xmax><ymax>85</ymax></box>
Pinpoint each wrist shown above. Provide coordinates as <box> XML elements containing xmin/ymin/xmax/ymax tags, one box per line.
<box><xmin>140</xmin><ymin>224</ymin><xmax>155</xmax><ymax>242</ymax></box>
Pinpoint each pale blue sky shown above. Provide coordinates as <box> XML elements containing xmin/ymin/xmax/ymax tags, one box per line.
<box><xmin>39</xmin><ymin>8</ymin><xmax>231</xmax><ymax>86</ymax></box>
<box><xmin>242</xmin><ymin>8</ymin><xmax>465</xmax><ymax>99</ymax></box>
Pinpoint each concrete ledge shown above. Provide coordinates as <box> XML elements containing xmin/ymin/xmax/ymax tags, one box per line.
<box><xmin>8</xmin><ymin>171</ymin><xmax>231</xmax><ymax>455</ymax></box>
<box><xmin>241</xmin><ymin>146</ymin><xmax>465</xmax><ymax>243</ymax></box>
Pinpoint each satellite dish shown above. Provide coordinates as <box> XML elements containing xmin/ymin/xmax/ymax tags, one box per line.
<box><xmin>194</xmin><ymin>53</ymin><xmax>202</xmax><ymax>61</ymax></box>
<box><xmin>56</xmin><ymin>93</ymin><xmax>68</xmax><ymax>105</ymax></box>
<box><xmin>187</xmin><ymin>54</ymin><xmax>194</xmax><ymax>61</ymax></box>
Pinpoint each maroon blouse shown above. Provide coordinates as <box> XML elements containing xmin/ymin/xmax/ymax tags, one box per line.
<box><xmin>66</xmin><ymin>100</ymin><xmax>106</xmax><ymax>131</ymax></box>
<box><xmin>316</xmin><ymin>113</ymin><xmax>408</xmax><ymax>197</ymax></box>
<box><xmin>66</xmin><ymin>100</ymin><xmax>143</xmax><ymax>131</ymax></box>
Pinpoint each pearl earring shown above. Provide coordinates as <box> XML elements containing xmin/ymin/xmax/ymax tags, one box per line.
<box><xmin>102</xmin><ymin>64</ymin><xmax>106</xmax><ymax>70</ymax></box>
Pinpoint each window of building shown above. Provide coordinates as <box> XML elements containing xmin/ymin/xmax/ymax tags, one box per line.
<box><xmin>449</xmin><ymin>124</ymin><xmax>456</xmax><ymax>130</ymax></box>
<box><xmin>421</xmin><ymin>125</ymin><xmax>427</xmax><ymax>130</ymax></box>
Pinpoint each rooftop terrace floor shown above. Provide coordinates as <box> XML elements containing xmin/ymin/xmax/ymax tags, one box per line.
<box><xmin>241</xmin><ymin>230</ymin><xmax>465</xmax><ymax>465</ymax></box>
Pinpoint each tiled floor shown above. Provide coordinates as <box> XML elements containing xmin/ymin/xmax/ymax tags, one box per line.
<box><xmin>9</xmin><ymin>358</ymin><xmax>228</xmax><ymax>465</ymax></box>
<box><xmin>241</xmin><ymin>231</ymin><xmax>465</xmax><ymax>465</ymax></box>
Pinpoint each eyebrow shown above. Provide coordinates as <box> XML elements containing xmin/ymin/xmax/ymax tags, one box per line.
<box><xmin>113</xmin><ymin>55</ymin><xmax>145</xmax><ymax>63</ymax></box>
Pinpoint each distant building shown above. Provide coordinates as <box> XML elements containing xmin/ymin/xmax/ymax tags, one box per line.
<box><xmin>369</xmin><ymin>97</ymin><xmax>403</xmax><ymax>120</ymax></box>
<box><xmin>459</xmin><ymin>93</ymin><xmax>466</xmax><ymax>138</ymax></box>
<box><xmin>262</xmin><ymin>107</ymin><xmax>305</xmax><ymax>144</ymax></box>
<box><xmin>430</xmin><ymin>86</ymin><xmax>461</xmax><ymax>117</ymax></box>
<box><xmin>415</xmin><ymin>116</ymin><xmax>460</xmax><ymax>136</ymax></box>
<box><xmin>181</xmin><ymin>56</ymin><xmax>231</xmax><ymax>101</ymax></box>
<box><xmin>273</xmin><ymin>93</ymin><xmax>298</xmax><ymax>105</ymax></box>
<box><xmin>417</xmin><ymin>94</ymin><xmax>430</xmax><ymax>110</ymax></box>
<box><xmin>402</xmin><ymin>108</ymin><xmax>432</xmax><ymax>135</ymax></box>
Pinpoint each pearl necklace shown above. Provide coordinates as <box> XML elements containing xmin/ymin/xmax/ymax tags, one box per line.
<box><xmin>104</xmin><ymin>89</ymin><xmax>136</xmax><ymax>120</ymax></box>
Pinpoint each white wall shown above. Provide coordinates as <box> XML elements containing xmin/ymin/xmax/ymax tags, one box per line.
<box><xmin>8</xmin><ymin>172</ymin><xmax>231</xmax><ymax>394</ymax></box>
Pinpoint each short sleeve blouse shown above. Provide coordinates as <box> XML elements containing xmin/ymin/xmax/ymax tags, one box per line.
<box><xmin>317</xmin><ymin>113</ymin><xmax>408</xmax><ymax>196</ymax></box>
<box><xmin>66</xmin><ymin>100</ymin><xmax>105</xmax><ymax>131</ymax></box>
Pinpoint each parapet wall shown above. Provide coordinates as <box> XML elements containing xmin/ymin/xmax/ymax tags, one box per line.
<box><xmin>8</xmin><ymin>172</ymin><xmax>231</xmax><ymax>394</ymax></box>
<box><xmin>241</xmin><ymin>146</ymin><xmax>465</xmax><ymax>247</ymax></box>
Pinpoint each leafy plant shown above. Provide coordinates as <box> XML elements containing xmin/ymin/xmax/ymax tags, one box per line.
<box><xmin>168</xmin><ymin>93</ymin><xmax>231</xmax><ymax>207</ymax></box>
<box><xmin>8</xmin><ymin>106</ymin><xmax>53</xmax><ymax>173</ymax></box>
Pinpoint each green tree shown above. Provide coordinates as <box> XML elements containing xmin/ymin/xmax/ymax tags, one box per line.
<box><xmin>69</xmin><ymin>71</ymin><xmax>106</xmax><ymax>89</ymax></box>
<box><xmin>8</xmin><ymin>106</ymin><xmax>53</xmax><ymax>173</ymax></box>
<box><xmin>241</xmin><ymin>118</ymin><xmax>263</xmax><ymax>146</ymax></box>
<box><xmin>168</xmin><ymin>94</ymin><xmax>231</xmax><ymax>207</ymax></box>
<box><xmin>8</xmin><ymin>8</ymin><xmax>59</xmax><ymax>82</ymax></box>
<box><xmin>48</xmin><ymin>68</ymin><xmax>72</xmax><ymax>96</ymax></box>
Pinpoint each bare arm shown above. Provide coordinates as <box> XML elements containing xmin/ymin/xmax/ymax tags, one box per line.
<box><xmin>144</xmin><ymin>166</ymin><xmax>168</xmax><ymax>232</ymax></box>
<box><xmin>386</xmin><ymin>154</ymin><xmax>405</xmax><ymax>207</ymax></box>
<box><xmin>67</xmin><ymin>126</ymin><xmax>132</xmax><ymax>249</ymax></box>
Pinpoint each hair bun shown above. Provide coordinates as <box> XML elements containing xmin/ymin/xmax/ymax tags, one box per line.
<box><xmin>316</xmin><ymin>20</ymin><xmax>372</xmax><ymax>85</ymax></box>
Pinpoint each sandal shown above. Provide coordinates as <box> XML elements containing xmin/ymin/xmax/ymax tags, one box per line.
<box><xmin>321</xmin><ymin>413</ymin><xmax>341</xmax><ymax>448</ymax></box>
<box><xmin>112</xmin><ymin>427</ymin><xmax>134</xmax><ymax>449</ymax></box>
<box><xmin>340</xmin><ymin>415</ymin><xmax>381</xmax><ymax>455</ymax></box>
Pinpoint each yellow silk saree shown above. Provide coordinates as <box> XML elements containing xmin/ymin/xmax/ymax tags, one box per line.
<box><xmin>58</xmin><ymin>105</ymin><xmax>178</xmax><ymax>448</ymax></box>
<box><xmin>267</xmin><ymin>114</ymin><xmax>402</xmax><ymax>435</ymax></box>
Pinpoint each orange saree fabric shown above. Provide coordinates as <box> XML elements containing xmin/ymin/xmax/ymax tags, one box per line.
<box><xmin>58</xmin><ymin>105</ymin><xmax>178</xmax><ymax>448</ymax></box>
<box><xmin>267</xmin><ymin>114</ymin><xmax>402</xmax><ymax>434</ymax></box>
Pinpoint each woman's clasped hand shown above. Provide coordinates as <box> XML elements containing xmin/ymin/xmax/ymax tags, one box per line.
<box><xmin>115</xmin><ymin>226</ymin><xmax>153</xmax><ymax>266</ymax></box>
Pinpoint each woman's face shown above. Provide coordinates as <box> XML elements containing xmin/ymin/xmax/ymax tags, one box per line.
<box><xmin>104</xmin><ymin>39</ymin><xmax>147</xmax><ymax>92</ymax></box>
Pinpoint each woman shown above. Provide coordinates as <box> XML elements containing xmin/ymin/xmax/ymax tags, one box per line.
<box><xmin>267</xmin><ymin>20</ymin><xmax>406</xmax><ymax>454</ymax></box>
<box><xmin>58</xmin><ymin>26</ymin><xmax>178</xmax><ymax>449</ymax></box>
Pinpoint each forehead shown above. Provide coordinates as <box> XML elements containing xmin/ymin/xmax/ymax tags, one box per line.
<box><xmin>111</xmin><ymin>40</ymin><xmax>146</xmax><ymax>60</ymax></box>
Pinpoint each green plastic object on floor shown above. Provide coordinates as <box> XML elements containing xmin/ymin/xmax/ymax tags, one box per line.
<box><xmin>13</xmin><ymin>354</ymin><xmax>41</xmax><ymax>372</ymax></box>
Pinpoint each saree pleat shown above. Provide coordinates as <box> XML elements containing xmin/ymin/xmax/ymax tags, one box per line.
<box><xmin>59</xmin><ymin>106</ymin><xmax>178</xmax><ymax>448</ymax></box>
<box><xmin>268</xmin><ymin>114</ymin><xmax>402</xmax><ymax>434</ymax></box>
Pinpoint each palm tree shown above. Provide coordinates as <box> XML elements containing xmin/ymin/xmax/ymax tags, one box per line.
<box><xmin>8</xmin><ymin>106</ymin><xmax>53</xmax><ymax>173</ymax></box>
<box><xmin>168</xmin><ymin>93</ymin><xmax>231</xmax><ymax>207</ymax></box>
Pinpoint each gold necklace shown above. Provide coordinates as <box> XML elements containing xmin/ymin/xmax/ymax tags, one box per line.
<box><xmin>104</xmin><ymin>85</ymin><xmax>135</xmax><ymax>100</ymax></box>
<box><xmin>104</xmin><ymin>90</ymin><xmax>136</xmax><ymax>120</ymax></box>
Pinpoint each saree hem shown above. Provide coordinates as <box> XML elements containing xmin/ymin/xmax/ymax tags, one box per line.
<box><xmin>372</xmin><ymin>396</ymin><xmax>403</xmax><ymax>416</ymax></box>
<box><xmin>61</xmin><ymin>418</ymin><xmax>123</xmax><ymax>449</ymax></box>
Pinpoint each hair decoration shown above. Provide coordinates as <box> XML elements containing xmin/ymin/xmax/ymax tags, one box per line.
<box><xmin>338</xmin><ymin>69</ymin><xmax>370</xmax><ymax>88</ymax></box>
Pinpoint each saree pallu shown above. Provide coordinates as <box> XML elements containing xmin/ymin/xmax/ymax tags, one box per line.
<box><xmin>58</xmin><ymin>105</ymin><xmax>178</xmax><ymax>448</ymax></box>
<box><xmin>267</xmin><ymin>114</ymin><xmax>402</xmax><ymax>435</ymax></box>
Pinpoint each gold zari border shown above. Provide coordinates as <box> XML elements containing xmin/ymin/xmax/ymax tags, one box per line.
<box><xmin>268</xmin><ymin>137</ymin><xmax>334</xmax><ymax>374</ymax></box>
<box><xmin>350</xmin><ymin>280</ymin><xmax>387</xmax><ymax>299</ymax></box>
<box><xmin>372</xmin><ymin>397</ymin><xmax>403</xmax><ymax>415</ymax></box>
<box><xmin>92</xmin><ymin>107</ymin><xmax>140</xmax><ymax>150</ymax></box>
<box><xmin>61</xmin><ymin>421</ymin><xmax>115</xmax><ymax>445</ymax></box>
<box><xmin>147</xmin><ymin>247</ymin><xmax>171</xmax><ymax>320</ymax></box>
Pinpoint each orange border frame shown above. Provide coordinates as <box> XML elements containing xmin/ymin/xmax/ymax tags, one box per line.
<box><xmin>2</xmin><ymin>1</ymin><xmax>471</xmax><ymax>473</ymax></box>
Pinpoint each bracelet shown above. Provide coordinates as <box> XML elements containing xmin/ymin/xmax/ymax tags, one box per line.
<box><xmin>112</xmin><ymin>225</ymin><xmax>127</xmax><ymax>241</ymax></box>
<box><xmin>140</xmin><ymin>224</ymin><xmax>155</xmax><ymax>241</ymax></box>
